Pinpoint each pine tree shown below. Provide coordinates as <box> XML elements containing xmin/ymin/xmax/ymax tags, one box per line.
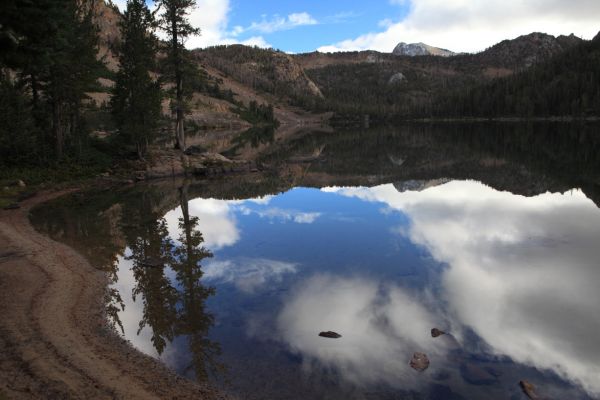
<box><xmin>1</xmin><ymin>0</ymin><xmax>102</xmax><ymax>162</ymax></box>
<box><xmin>111</xmin><ymin>0</ymin><xmax>162</xmax><ymax>159</ymax></box>
<box><xmin>156</xmin><ymin>0</ymin><xmax>200</xmax><ymax>151</ymax></box>
<box><xmin>44</xmin><ymin>1</ymin><xmax>100</xmax><ymax>159</ymax></box>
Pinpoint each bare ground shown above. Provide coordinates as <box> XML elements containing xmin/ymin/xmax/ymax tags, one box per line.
<box><xmin>0</xmin><ymin>189</ymin><xmax>230</xmax><ymax>400</ymax></box>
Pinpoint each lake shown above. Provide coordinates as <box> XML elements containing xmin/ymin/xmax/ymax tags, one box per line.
<box><xmin>32</xmin><ymin>123</ymin><xmax>600</xmax><ymax>399</ymax></box>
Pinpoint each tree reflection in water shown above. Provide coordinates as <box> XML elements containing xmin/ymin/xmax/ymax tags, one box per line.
<box><xmin>172</xmin><ymin>185</ymin><xmax>222</xmax><ymax>380</ymax></box>
<box><xmin>121</xmin><ymin>185</ymin><xmax>222</xmax><ymax>381</ymax></box>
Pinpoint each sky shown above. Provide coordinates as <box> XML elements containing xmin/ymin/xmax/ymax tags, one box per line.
<box><xmin>112</xmin><ymin>0</ymin><xmax>600</xmax><ymax>54</ymax></box>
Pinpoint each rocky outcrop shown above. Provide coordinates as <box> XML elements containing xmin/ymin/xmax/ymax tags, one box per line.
<box><xmin>388</xmin><ymin>72</ymin><xmax>407</xmax><ymax>85</ymax></box>
<box><xmin>393</xmin><ymin>42</ymin><xmax>455</xmax><ymax>57</ymax></box>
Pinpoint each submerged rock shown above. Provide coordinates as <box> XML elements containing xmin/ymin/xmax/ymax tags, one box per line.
<box><xmin>519</xmin><ymin>380</ymin><xmax>540</xmax><ymax>400</ymax></box>
<box><xmin>431</xmin><ymin>328</ymin><xmax>446</xmax><ymax>338</ymax></box>
<box><xmin>318</xmin><ymin>331</ymin><xmax>342</xmax><ymax>339</ymax></box>
<box><xmin>459</xmin><ymin>363</ymin><xmax>498</xmax><ymax>385</ymax></box>
<box><xmin>410</xmin><ymin>352</ymin><xmax>430</xmax><ymax>371</ymax></box>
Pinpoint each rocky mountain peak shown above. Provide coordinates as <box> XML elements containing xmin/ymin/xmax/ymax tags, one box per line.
<box><xmin>392</xmin><ymin>42</ymin><xmax>455</xmax><ymax>57</ymax></box>
<box><xmin>480</xmin><ymin>32</ymin><xmax>583</xmax><ymax>68</ymax></box>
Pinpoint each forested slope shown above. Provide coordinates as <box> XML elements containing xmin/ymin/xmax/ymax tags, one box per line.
<box><xmin>425</xmin><ymin>32</ymin><xmax>600</xmax><ymax>118</ymax></box>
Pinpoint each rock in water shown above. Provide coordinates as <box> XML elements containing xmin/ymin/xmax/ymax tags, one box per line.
<box><xmin>431</xmin><ymin>328</ymin><xmax>445</xmax><ymax>338</ymax></box>
<box><xmin>519</xmin><ymin>380</ymin><xmax>539</xmax><ymax>400</ymax></box>
<box><xmin>318</xmin><ymin>331</ymin><xmax>342</xmax><ymax>339</ymax></box>
<box><xmin>410</xmin><ymin>352</ymin><xmax>430</xmax><ymax>371</ymax></box>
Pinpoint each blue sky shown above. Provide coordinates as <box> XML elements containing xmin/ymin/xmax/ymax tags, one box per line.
<box><xmin>114</xmin><ymin>0</ymin><xmax>600</xmax><ymax>54</ymax></box>
<box><xmin>225</xmin><ymin>0</ymin><xmax>410</xmax><ymax>53</ymax></box>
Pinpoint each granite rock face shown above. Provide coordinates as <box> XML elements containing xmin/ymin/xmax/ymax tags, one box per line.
<box><xmin>392</xmin><ymin>42</ymin><xmax>455</xmax><ymax>57</ymax></box>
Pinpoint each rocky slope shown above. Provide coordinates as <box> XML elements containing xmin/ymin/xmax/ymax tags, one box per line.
<box><xmin>194</xmin><ymin>45</ymin><xmax>323</xmax><ymax>99</ymax></box>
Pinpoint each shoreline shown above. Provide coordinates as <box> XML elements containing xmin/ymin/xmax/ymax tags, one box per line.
<box><xmin>0</xmin><ymin>188</ymin><xmax>229</xmax><ymax>399</ymax></box>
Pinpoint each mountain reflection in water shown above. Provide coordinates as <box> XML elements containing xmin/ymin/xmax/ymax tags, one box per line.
<box><xmin>31</xmin><ymin>123</ymin><xmax>600</xmax><ymax>400</ymax></box>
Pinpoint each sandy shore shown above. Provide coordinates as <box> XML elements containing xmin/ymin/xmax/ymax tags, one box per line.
<box><xmin>0</xmin><ymin>189</ymin><xmax>229</xmax><ymax>400</ymax></box>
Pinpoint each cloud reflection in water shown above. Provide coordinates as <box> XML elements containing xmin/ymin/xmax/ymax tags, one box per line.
<box><xmin>322</xmin><ymin>181</ymin><xmax>600</xmax><ymax>396</ymax></box>
<box><xmin>275</xmin><ymin>274</ymin><xmax>456</xmax><ymax>389</ymax></box>
<box><xmin>204</xmin><ymin>258</ymin><xmax>299</xmax><ymax>293</ymax></box>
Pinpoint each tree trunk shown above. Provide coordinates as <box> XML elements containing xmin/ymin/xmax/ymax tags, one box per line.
<box><xmin>171</xmin><ymin>7</ymin><xmax>185</xmax><ymax>151</ymax></box>
<box><xmin>179</xmin><ymin>184</ymin><xmax>192</xmax><ymax>255</ymax></box>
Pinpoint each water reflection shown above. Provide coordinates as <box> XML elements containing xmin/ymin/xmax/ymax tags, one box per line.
<box><xmin>108</xmin><ymin>185</ymin><xmax>222</xmax><ymax>381</ymax></box>
<box><xmin>204</xmin><ymin>258</ymin><xmax>299</xmax><ymax>293</ymax></box>
<box><xmin>276</xmin><ymin>274</ymin><xmax>444</xmax><ymax>389</ymax></box>
<box><xmin>326</xmin><ymin>181</ymin><xmax>600</xmax><ymax>396</ymax></box>
<box><xmin>29</xmin><ymin>122</ymin><xmax>600</xmax><ymax>399</ymax></box>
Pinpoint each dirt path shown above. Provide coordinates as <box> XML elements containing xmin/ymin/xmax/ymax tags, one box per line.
<box><xmin>0</xmin><ymin>190</ymin><xmax>229</xmax><ymax>400</ymax></box>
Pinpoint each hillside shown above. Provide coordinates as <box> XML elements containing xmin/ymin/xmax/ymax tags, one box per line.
<box><xmin>194</xmin><ymin>45</ymin><xmax>323</xmax><ymax>100</ymax></box>
<box><xmin>86</xmin><ymin>1</ymin><xmax>324</xmax><ymax>139</ymax></box>
<box><xmin>425</xmin><ymin>32</ymin><xmax>600</xmax><ymax>118</ymax></box>
<box><xmin>88</xmin><ymin>1</ymin><xmax>591</xmax><ymax>122</ymax></box>
<box><xmin>291</xmin><ymin>32</ymin><xmax>585</xmax><ymax>116</ymax></box>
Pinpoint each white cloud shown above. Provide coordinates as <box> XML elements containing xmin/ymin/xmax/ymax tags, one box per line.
<box><xmin>318</xmin><ymin>0</ymin><xmax>600</xmax><ymax>53</ymax></box>
<box><xmin>164</xmin><ymin>198</ymin><xmax>240</xmax><ymax>250</ymax></box>
<box><xmin>233</xmin><ymin>12</ymin><xmax>318</xmax><ymax>36</ymax></box>
<box><xmin>112</xmin><ymin>0</ymin><xmax>127</xmax><ymax>12</ymax></box>
<box><xmin>203</xmin><ymin>258</ymin><xmax>299</xmax><ymax>293</ymax></box>
<box><xmin>256</xmin><ymin>208</ymin><xmax>322</xmax><ymax>224</ymax></box>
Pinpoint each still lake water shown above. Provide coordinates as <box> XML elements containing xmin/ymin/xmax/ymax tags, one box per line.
<box><xmin>33</xmin><ymin>123</ymin><xmax>600</xmax><ymax>399</ymax></box>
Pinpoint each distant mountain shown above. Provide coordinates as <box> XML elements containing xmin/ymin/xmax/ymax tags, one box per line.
<box><xmin>392</xmin><ymin>42</ymin><xmax>455</xmax><ymax>57</ymax></box>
